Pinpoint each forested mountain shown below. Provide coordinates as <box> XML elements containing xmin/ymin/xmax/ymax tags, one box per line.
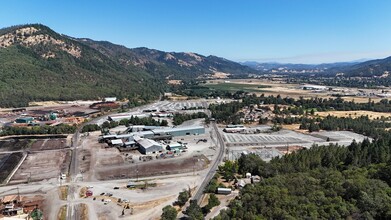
<box><xmin>0</xmin><ymin>24</ymin><xmax>163</xmax><ymax>107</ymax></box>
<box><xmin>78</xmin><ymin>39</ymin><xmax>257</xmax><ymax>79</ymax></box>
<box><xmin>0</xmin><ymin>24</ymin><xmax>256</xmax><ymax>107</ymax></box>
<box><xmin>340</xmin><ymin>56</ymin><xmax>391</xmax><ymax>77</ymax></box>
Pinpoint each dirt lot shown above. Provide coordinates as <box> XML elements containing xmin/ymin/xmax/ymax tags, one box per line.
<box><xmin>79</xmin><ymin>149</ymin><xmax>92</xmax><ymax>174</ymax></box>
<box><xmin>0</xmin><ymin>139</ymin><xmax>31</xmax><ymax>152</ymax></box>
<box><xmin>96</xmin><ymin>155</ymin><xmax>209</xmax><ymax>180</ymax></box>
<box><xmin>10</xmin><ymin>150</ymin><xmax>71</xmax><ymax>183</ymax></box>
<box><xmin>0</xmin><ymin>152</ymin><xmax>24</xmax><ymax>183</ymax></box>
<box><xmin>316</xmin><ymin>110</ymin><xmax>391</xmax><ymax>119</ymax></box>
<box><xmin>30</xmin><ymin>138</ymin><xmax>68</xmax><ymax>151</ymax></box>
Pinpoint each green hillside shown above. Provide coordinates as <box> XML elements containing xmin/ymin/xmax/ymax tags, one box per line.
<box><xmin>0</xmin><ymin>24</ymin><xmax>163</xmax><ymax>107</ymax></box>
<box><xmin>0</xmin><ymin>24</ymin><xmax>257</xmax><ymax>107</ymax></box>
<box><xmin>79</xmin><ymin>40</ymin><xmax>257</xmax><ymax>79</ymax></box>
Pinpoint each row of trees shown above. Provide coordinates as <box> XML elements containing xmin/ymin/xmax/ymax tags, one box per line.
<box><xmin>299</xmin><ymin>115</ymin><xmax>391</xmax><ymax>138</ymax></box>
<box><xmin>242</xmin><ymin>94</ymin><xmax>391</xmax><ymax>113</ymax></box>
<box><xmin>172</xmin><ymin>112</ymin><xmax>208</xmax><ymax>126</ymax></box>
<box><xmin>81</xmin><ymin>116</ymin><xmax>168</xmax><ymax>133</ymax></box>
<box><xmin>1</xmin><ymin>124</ymin><xmax>76</xmax><ymax>136</ymax></box>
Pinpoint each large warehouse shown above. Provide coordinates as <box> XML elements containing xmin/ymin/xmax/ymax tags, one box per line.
<box><xmin>135</xmin><ymin>137</ymin><xmax>164</xmax><ymax>154</ymax></box>
<box><xmin>152</xmin><ymin>126</ymin><xmax>205</xmax><ymax>137</ymax></box>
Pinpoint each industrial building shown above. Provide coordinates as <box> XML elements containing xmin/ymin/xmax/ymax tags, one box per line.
<box><xmin>223</xmin><ymin>125</ymin><xmax>246</xmax><ymax>133</ymax></box>
<box><xmin>217</xmin><ymin>188</ymin><xmax>232</xmax><ymax>195</ymax></box>
<box><xmin>104</xmin><ymin>97</ymin><xmax>117</xmax><ymax>102</ymax></box>
<box><xmin>108</xmin><ymin>114</ymin><xmax>149</xmax><ymax>122</ymax></box>
<box><xmin>15</xmin><ymin>117</ymin><xmax>34</xmax><ymax>124</ymax></box>
<box><xmin>167</xmin><ymin>142</ymin><xmax>185</xmax><ymax>152</ymax></box>
<box><xmin>300</xmin><ymin>84</ymin><xmax>327</xmax><ymax>91</ymax></box>
<box><xmin>135</xmin><ymin>137</ymin><xmax>164</xmax><ymax>154</ymax></box>
<box><xmin>100</xmin><ymin>125</ymin><xmax>205</xmax><ymax>154</ymax></box>
<box><xmin>152</xmin><ymin>126</ymin><xmax>205</xmax><ymax>137</ymax></box>
<box><xmin>101</xmin><ymin>126</ymin><xmax>205</xmax><ymax>141</ymax></box>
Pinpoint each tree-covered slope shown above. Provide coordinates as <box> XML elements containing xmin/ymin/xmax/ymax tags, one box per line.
<box><xmin>79</xmin><ymin>39</ymin><xmax>257</xmax><ymax>79</ymax></box>
<box><xmin>0</xmin><ymin>24</ymin><xmax>163</xmax><ymax>107</ymax></box>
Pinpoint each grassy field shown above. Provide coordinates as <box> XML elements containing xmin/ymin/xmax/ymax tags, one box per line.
<box><xmin>202</xmin><ymin>82</ymin><xmax>271</xmax><ymax>93</ymax></box>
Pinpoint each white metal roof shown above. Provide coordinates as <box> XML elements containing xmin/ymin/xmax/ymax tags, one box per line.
<box><xmin>110</xmin><ymin>139</ymin><xmax>123</xmax><ymax>145</ymax></box>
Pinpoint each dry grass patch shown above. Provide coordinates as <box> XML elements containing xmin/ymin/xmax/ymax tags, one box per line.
<box><xmin>78</xmin><ymin>203</ymin><xmax>88</xmax><ymax>220</ymax></box>
<box><xmin>59</xmin><ymin>186</ymin><xmax>68</xmax><ymax>200</ymax></box>
<box><xmin>316</xmin><ymin>111</ymin><xmax>391</xmax><ymax>119</ymax></box>
<box><xmin>58</xmin><ymin>205</ymin><xmax>67</xmax><ymax>220</ymax></box>
<box><xmin>79</xmin><ymin>187</ymin><xmax>87</xmax><ymax>198</ymax></box>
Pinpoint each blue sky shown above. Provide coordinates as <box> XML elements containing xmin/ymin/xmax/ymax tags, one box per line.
<box><xmin>1</xmin><ymin>0</ymin><xmax>391</xmax><ymax>64</ymax></box>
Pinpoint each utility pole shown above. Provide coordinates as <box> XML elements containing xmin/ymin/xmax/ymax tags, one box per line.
<box><xmin>136</xmin><ymin>164</ymin><xmax>139</xmax><ymax>182</ymax></box>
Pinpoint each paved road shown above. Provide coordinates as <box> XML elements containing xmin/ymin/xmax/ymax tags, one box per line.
<box><xmin>193</xmin><ymin>121</ymin><xmax>225</xmax><ymax>204</ymax></box>
<box><xmin>66</xmin><ymin>113</ymin><xmax>108</xmax><ymax>220</ymax></box>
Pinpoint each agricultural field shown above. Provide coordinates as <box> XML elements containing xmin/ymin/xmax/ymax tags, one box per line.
<box><xmin>204</xmin><ymin>79</ymin><xmax>390</xmax><ymax>103</ymax></box>
<box><xmin>202</xmin><ymin>82</ymin><xmax>271</xmax><ymax>93</ymax></box>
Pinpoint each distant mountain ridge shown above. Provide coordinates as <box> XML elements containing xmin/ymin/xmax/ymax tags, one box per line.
<box><xmin>0</xmin><ymin>24</ymin><xmax>255</xmax><ymax>107</ymax></box>
<box><xmin>243</xmin><ymin>57</ymin><xmax>391</xmax><ymax>77</ymax></box>
<box><xmin>242</xmin><ymin>61</ymin><xmax>359</xmax><ymax>74</ymax></box>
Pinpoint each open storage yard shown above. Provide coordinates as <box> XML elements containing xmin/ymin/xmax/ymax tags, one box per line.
<box><xmin>224</xmin><ymin>129</ymin><xmax>368</xmax><ymax>149</ymax></box>
<box><xmin>9</xmin><ymin>150</ymin><xmax>71</xmax><ymax>184</ymax></box>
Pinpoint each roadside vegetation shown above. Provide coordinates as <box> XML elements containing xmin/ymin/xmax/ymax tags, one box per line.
<box><xmin>172</xmin><ymin>112</ymin><xmax>208</xmax><ymax>126</ymax></box>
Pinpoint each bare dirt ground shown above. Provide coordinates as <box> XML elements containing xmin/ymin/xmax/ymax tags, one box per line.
<box><xmin>316</xmin><ymin>110</ymin><xmax>391</xmax><ymax>119</ymax></box>
<box><xmin>79</xmin><ymin>149</ymin><xmax>92</xmax><ymax>175</ymax></box>
<box><xmin>10</xmin><ymin>150</ymin><xmax>71</xmax><ymax>183</ymax></box>
<box><xmin>0</xmin><ymin>139</ymin><xmax>31</xmax><ymax>152</ymax></box>
<box><xmin>29</xmin><ymin>138</ymin><xmax>67</xmax><ymax>151</ymax></box>
<box><xmin>96</xmin><ymin>155</ymin><xmax>208</xmax><ymax>180</ymax></box>
<box><xmin>281</xmin><ymin>124</ymin><xmax>302</xmax><ymax>132</ymax></box>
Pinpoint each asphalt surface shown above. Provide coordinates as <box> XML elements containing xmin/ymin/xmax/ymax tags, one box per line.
<box><xmin>193</xmin><ymin>121</ymin><xmax>225</xmax><ymax>204</ymax></box>
<box><xmin>66</xmin><ymin>113</ymin><xmax>108</xmax><ymax>220</ymax></box>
